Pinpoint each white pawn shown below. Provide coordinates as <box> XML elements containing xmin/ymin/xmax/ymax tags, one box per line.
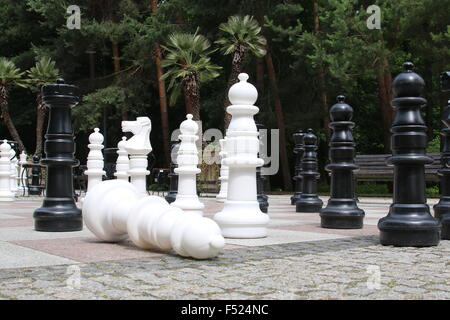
<box><xmin>216</xmin><ymin>137</ymin><xmax>229</xmax><ymax>202</ymax></box>
<box><xmin>114</xmin><ymin>137</ymin><xmax>129</xmax><ymax>181</ymax></box>
<box><xmin>171</xmin><ymin>114</ymin><xmax>205</xmax><ymax>216</ymax></box>
<box><xmin>84</xmin><ymin>128</ymin><xmax>105</xmax><ymax>193</ymax></box>
<box><xmin>213</xmin><ymin>73</ymin><xmax>269</xmax><ymax>238</ymax></box>
<box><xmin>9</xmin><ymin>146</ymin><xmax>18</xmax><ymax>194</ymax></box>
<box><xmin>0</xmin><ymin>140</ymin><xmax>14</xmax><ymax>201</ymax></box>
<box><xmin>19</xmin><ymin>151</ymin><xmax>28</xmax><ymax>190</ymax></box>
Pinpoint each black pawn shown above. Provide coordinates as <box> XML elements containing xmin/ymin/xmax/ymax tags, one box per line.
<box><xmin>28</xmin><ymin>154</ymin><xmax>43</xmax><ymax>195</ymax></box>
<box><xmin>165</xmin><ymin>142</ymin><xmax>180</xmax><ymax>203</ymax></box>
<box><xmin>434</xmin><ymin>99</ymin><xmax>450</xmax><ymax>239</ymax></box>
<box><xmin>320</xmin><ymin>96</ymin><xmax>364</xmax><ymax>228</ymax></box>
<box><xmin>33</xmin><ymin>78</ymin><xmax>82</xmax><ymax>232</ymax></box>
<box><xmin>296</xmin><ymin>129</ymin><xmax>323</xmax><ymax>212</ymax></box>
<box><xmin>256</xmin><ymin>124</ymin><xmax>269</xmax><ymax>213</ymax></box>
<box><xmin>291</xmin><ymin>131</ymin><xmax>305</xmax><ymax>205</ymax></box>
<box><xmin>378</xmin><ymin>62</ymin><xmax>441</xmax><ymax>246</ymax></box>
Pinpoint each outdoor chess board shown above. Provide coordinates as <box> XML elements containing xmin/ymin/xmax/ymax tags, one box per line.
<box><xmin>0</xmin><ymin>195</ymin><xmax>438</xmax><ymax>269</ymax></box>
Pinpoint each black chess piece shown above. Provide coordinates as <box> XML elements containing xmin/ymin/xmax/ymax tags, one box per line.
<box><xmin>33</xmin><ymin>78</ymin><xmax>82</xmax><ymax>232</ymax></box>
<box><xmin>320</xmin><ymin>95</ymin><xmax>364</xmax><ymax>229</ymax></box>
<box><xmin>165</xmin><ymin>142</ymin><xmax>180</xmax><ymax>203</ymax></box>
<box><xmin>378</xmin><ymin>62</ymin><xmax>440</xmax><ymax>246</ymax></box>
<box><xmin>290</xmin><ymin>131</ymin><xmax>305</xmax><ymax>205</ymax></box>
<box><xmin>296</xmin><ymin>129</ymin><xmax>323</xmax><ymax>212</ymax></box>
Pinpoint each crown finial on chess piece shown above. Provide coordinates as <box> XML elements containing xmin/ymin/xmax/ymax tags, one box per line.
<box><xmin>393</xmin><ymin>61</ymin><xmax>425</xmax><ymax>97</ymax></box>
<box><xmin>330</xmin><ymin>95</ymin><xmax>353</xmax><ymax>122</ymax></box>
<box><xmin>180</xmin><ymin>114</ymin><xmax>198</xmax><ymax>135</ymax></box>
<box><xmin>89</xmin><ymin>127</ymin><xmax>104</xmax><ymax>145</ymax></box>
<box><xmin>228</xmin><ymin>73</ymin><xmax>258</xmax><ymax>106</ymax></box>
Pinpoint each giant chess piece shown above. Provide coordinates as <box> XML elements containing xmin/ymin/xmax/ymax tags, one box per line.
<box><xmin>0</xmin><ymin>140</ymin><xmax>14</xmax><ymax>201</ymax></box>
<box><xmin>378</xmin><ymin>62</ymin><xmax>441</xmax><ymax>246</ymax></box>
<box><xmin>83</xmin><ymin>180</ymin><xmax>225</xmax><ymax>259</ymax></box>
<box><xmin>296</xmin><ymin>129</ymin><xmax>323</xmax><ymax>212</ymax></box>
<box><xmin>9</xmin><ymin>146</ymin><xmax>18</xmax><ymax>193</ymax></box>
<box><xmin>320</xmin><ymin>96</ymin><xmax>365</xmax><ymax>228</ymax></box>
<box><xmin>165</xmin><ymin>141</ymin><xmax>180</xmax><ymax>203</ymax></box>
<box><xmin>34</xmin><ymin>78</ymin><xmax>82</xmax><ymax>232</ymax></box>
<box><xmin>171</xmin><ymin>114</ymin><xmax>205</xmax><ymax>215</ymax></box>
<box><xmin>215</xmin><ymin>137</ymin><xmax>229</xmax><ymax>202</ymax></box>
<box><xmin>213</xmin><ymin>73</ymin><xmax>269</xmax><ymax>238</ymax></box>
<box><xmin>291</xmin><ymin>131</ymin><xmax>305</xmax><ymax>205</ymax></box>
<box><xmin>85</xmin><ymin>128</ymin><xmax>106</xmax><ymax>192</ymax></box>
<box><xmin>28</xmin><ymin>154</ymin><xmax>42</xmax><ymax>195</ymax></box>
<box><xmin>114</xmin><ymin>137</ymin><xmax>130</xmax><ymax>181</ymax></box>
<box><xmin>121</xmin><ymin>117</ymin><xmax>152</xmax><ymax>196</ymax></box>
<box><xmin>256</xmin><ymin>124</ymin><xmax>269</xmax><ymax>213</ymax></box>
<box><xmin>434</xmin><ymin>99</ymin><xmax>450</xmax><ymax>240</ymax></box>
<box><xmin>19</xmin><ymin>151</ymin><xmax>28</xmax><ymax>190</ymax></box>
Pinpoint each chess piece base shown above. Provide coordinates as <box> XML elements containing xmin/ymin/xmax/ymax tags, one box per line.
<box><xmin>34</xmin><ymin>199</ymin><xmax>82</xmax><ymax>232</ymax></box>
<box><xmin>378</xmin><ymin>204</ymin><xmax>441</xmax><ymax>246</ymax></box>
<box><xmin>214</xmin><ymin>200</ymin><xmax>269</xmax><ymax>238</ymax></box>
<box><xmin>320</xmin><ymin>199</ymin><xmax>364</xmax><ymax>229</ymax></box>
<box><xmin>296</xmin><ymin>194</ymin><xmax>323</xmax><ymax>212</ymax></box>
<box><xmin>434</xmin><ymin>199</ymin><xmax>450</xmax><ymax>239</ymax></box>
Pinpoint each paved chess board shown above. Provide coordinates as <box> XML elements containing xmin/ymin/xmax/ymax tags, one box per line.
<box><xmin>1</xmin><ymin>195</ymin><xmax>448</xmax><ymax>300</ymax></box>
<box><xmin>0</xmin><ymin>195</ymin><xmax>438</xmax><ymax>269</ymax></box>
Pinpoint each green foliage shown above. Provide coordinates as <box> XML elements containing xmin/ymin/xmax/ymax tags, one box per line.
<box><xmin>0</xmin><ymin>58</ymin><xmax>28</xmax><ymax>88</ymax></box>
<box><xmin>26</xmin><ymin>56</ymin><xmax>60</xmax><ymax>92</ymax></box>
<box><xmin>427</xmin><ymin>135</ymin><xmax>441</xmax><ymax>153</ymax></box>
<box><xmin>215</xmin><ymin>15</ymin><xmax>267</xmax><ymax>57</ymax></box>
<box><xmin>161</xmin><ymin>29</ymin><xmax>221</xmax><ymax>106</ymax></box>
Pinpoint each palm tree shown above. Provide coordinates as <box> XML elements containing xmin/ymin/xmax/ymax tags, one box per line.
<box><xmin>215</xmin><ymin>15</ymin><xmax>267</xmax><ymax>128</ymax></box>
<box><xmin>0</xmin><ymin>58</ymin><xmax>27</xmax><ymax>152</ymax></box>
<box><xmin>161</xmin><ymin>30</ymin><xmax>221</xmax><ymax>121</ymax></box>
<box><xmin>27</xmin><ymin>57</ymin><xmax>59</xmax><ymax>156</ymax></box>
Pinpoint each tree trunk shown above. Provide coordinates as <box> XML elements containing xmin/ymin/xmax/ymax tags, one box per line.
<box><xmin>35</xmin><ymin>92</ymin><xmax>45</xmax><ymax>156</ymax></box>
<box><xmin>0</xmin><ymin>86</ymin><xmax>26</xmax><ymax>152</ymax></box>
<box><xmin>376</xmin><ymin>51</ymin><xmax>393</xmax><ymax>152</ymax></box>
<box><xmin>265</xmin><ymin>52</ymin><xmax>292</xmax><ymax>191</ymax></box>
<box><xmin>182</xmin><ymin>73</ymin><xmax>200</xmax><ymax>121</ymax></box>
<box><xmin>151</xmin><ymin>0</ymin><xmax>171</xmax><ymax>167</ymax></box>
<box><xmin>223</xmin><ymin>45</ymin><xmax>246</xmax><ymax>129</ymax></box>
<box><xmin>312</xmin><ymin>0</ymin><xmax>329</xmax><ymax>139</ymax></box>
<box><xmin>111</xmin><ymin>38</ymin><xmax>127</xmax><ymax>121</ymax></box>
<box><xmin>256</xmin><ymin>57</ymin><xmax>265</xmax><ymax>93</ymax></box>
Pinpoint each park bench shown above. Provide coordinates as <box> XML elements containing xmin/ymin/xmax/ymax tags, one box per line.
<box><xmin>354</xmin><ymin>152</ymin><xmax>441</xmax><ymax>182</ymax></box>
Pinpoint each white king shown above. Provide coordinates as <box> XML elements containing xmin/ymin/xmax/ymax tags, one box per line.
<box><xmin>213</xmin><ymin>73</ymin><xmax>269</xmax><ymax>238</ymax></box>
<box><xmin>171</xmin><ymin>114</ymin><xmax>205</xmax><ymax>215</ymax></box>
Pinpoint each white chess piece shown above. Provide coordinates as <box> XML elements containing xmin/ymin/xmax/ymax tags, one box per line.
<box><xmin>122</xmin><ymin>117</ymin><xmax>152</xmax><ymax>196</ymax></box>
<box><xmin>84</xmin><ymin>128</ymin><xmax>106</xmax><ymax>193</ymax></box>
<box><xmin>83</xmin><ymin>180</ymin><xmax>225</xmax><ymax>259</ymax></box>
<box><xmin>171</xmin><ymin>114</ymin><xmax>205</xmax><ymax>215</ymax></box>
<box><xmin>213</xmin><ymin>73</ymin><xmax>269</xmax><ymax>238</ymax></box>
<box><xmin>0</xmin><ymin>140</ymin><xmax>14</xmax><ymax>201</ymax></box>
<box><xmin>19</xmin><ymin>151</ymin><xmax>27</xmax><ymax>189</ymax></box>
<box><xmin>9</xmin><ymin>146</ymin><xmax>18</xmax><ymax>193</ymax></box>
<box><xmin>216</xmin><ymin>137</ymin><xmax>229</xmax><ymax>202</ymax></box>
<box><xmin>114</xmin><ymin>137</ymin><xmax>129</xmax><ymax>181</ymax></box>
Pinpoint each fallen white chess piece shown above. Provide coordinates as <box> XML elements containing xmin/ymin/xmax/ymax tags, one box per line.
<box><xmin>83</xmin><ymin>180</ymin><xmax>225</xmax><ymax>259</ymax></box>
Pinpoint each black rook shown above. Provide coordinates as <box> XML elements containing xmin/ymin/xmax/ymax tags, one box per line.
<box><xmin>290</xmin><ymin>131</ymin><xmax>305</xmax><ymax>205</ymax></box>
<box><xmin>33</xmin><ymin>78</ymin><xmax>82</xmax><ymax>232</ymax></box>
<box><xmin>320</xmin><ymin>96</ymin><xmax>364</xmax><ymax>228</ymax></box>
<box><xmin>378</xmin><ymin>62</ymin><xmax>440</xmax><ymax>246</ymax></box>
<box><xmin>296</xmin><ymin>129</ymin><xmax>323</xmax><ymax>212</ymax></box>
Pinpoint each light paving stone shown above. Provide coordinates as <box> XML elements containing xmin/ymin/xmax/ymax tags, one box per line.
<box><xmin>0</xmin><ymin>242</ymin><xmax>77</xmax><ymax>269</ymax></box>
<box><xmin>0</xmin><ymin>226</ymin><xmax>94</xmax><ymax>241</ymax></box>
<box><xmin>225</xmin><ymin>228</ymin><xmax>349</xmax><ymax>247</ymax></box>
